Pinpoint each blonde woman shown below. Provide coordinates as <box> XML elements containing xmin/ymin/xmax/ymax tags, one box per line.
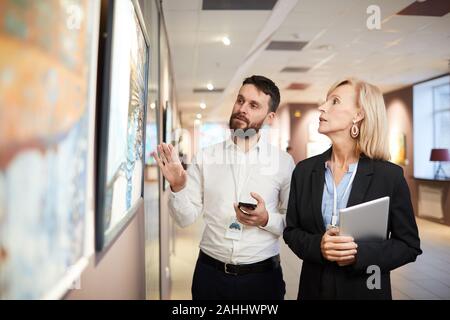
<box><xmin>283</xmin><ymin>78</ymin><xmax>422</xmax><ymax>299</ymax></box>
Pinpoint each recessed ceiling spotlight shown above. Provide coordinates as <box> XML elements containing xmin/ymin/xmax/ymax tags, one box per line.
<box><xmin>200</xmin><ymin>102</ymin><xmax>207</xmax><ymax>109</ymax></box>
<box><xmin>196</xmin><ymin>113</ymin><xmax>202</xmax><ymax>119</ymax></box>
<box><xmin>222</xmin><ymin>36</ymin><xmax>231</xmax><ymax>46</ymax></box>
<box><xmin>150</xmin><ymin>103</ymin><xmax>156</xmax><ymax>110</ymax></box>
<box><xmin>207</xmin><ymin>83</ymin><xmax>214</xmax><ymax>91</ymax></box>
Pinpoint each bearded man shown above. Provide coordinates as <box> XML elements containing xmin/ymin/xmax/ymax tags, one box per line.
<box><xmin>153</xmin><ymin>75</ymin><xmax>295</xmax><ymax>300</ymax></box>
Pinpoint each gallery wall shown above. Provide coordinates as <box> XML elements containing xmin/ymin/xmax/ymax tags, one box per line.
<box><xmin>289</xmin><ymin>103</ymin><xmax>325</xmax><ymax>164</ymax></box>
<box><xmin>66</xmin><ymin>0</ymin><xmax>180</xmax><ymax>300</ymax></box>
<box><xmin>65</xmin><ymin>207</ymin><xmax>145</xmax><ymax>299</ymax></box>
<box><xmin>384</xmin><ymin>86</ymin><xmax>418</xmax><ymax>214</ymax></box>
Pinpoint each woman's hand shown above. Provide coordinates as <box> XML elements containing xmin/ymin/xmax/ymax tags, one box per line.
<box><xmin>321</xmin><ymin>227</ymin><xmax>357</xmax><ymax>266</ymax></box>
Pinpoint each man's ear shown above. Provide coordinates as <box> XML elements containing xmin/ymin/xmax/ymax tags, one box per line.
<box><xmin>264</xmin><ymin>112</ymin><xmax>276</xmax><ymax>125</ymax></box>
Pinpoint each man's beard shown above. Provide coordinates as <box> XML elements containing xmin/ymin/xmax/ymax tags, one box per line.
<box><xmin>229</xmin><ymin>112</ymin><xmax>265</xmax><ymax>139</ymax></box>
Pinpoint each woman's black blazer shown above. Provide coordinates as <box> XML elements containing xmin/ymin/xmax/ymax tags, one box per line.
<box><xmin>283</xmin><ymin>148</ymin><xmax>422</xmax><ymax>300</ymax></box>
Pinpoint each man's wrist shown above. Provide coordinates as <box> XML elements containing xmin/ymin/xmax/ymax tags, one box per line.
<box><xmin>260</xmin><ymin>210</ymin><xmax>269</xmax><ymax>227</ymax></box>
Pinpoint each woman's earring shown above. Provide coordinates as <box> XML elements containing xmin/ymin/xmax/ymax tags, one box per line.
<box><xmin>350</xmin><ymin>120</ymin><xmax>359</xmax><ymax>138</ymax></box>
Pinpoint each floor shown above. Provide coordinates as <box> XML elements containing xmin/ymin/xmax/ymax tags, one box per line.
<box><xmin>144</xmin><ymin>181</ymin><xmax>161</xmax><ymax>300</ymax></box>
<box><xmin>169</xmin><ymin>218</ymin><xmax>450</xmax><ymax>300</ymax></box>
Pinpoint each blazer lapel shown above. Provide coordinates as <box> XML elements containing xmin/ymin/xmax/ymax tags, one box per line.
<box><xmin>311</xmin><ymin>148</ymin><xmax>331</xmax><ymax>233</ymax></box>
<box><xmin>347</xmin><ymin>156</ymin><xmax>374</xmax><ymax>207</ymax></box>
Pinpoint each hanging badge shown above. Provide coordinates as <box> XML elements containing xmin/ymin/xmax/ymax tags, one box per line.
<box><xmin>225</xmin><ymin>217</ymin><xmax>243</xmax><ymax>240</ymax></box>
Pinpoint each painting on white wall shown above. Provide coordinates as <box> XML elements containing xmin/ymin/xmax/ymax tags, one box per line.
<box><xmin>96</xmin><ymin>0</ymin><xmax>148</xmax><ymax>251</ymax></box>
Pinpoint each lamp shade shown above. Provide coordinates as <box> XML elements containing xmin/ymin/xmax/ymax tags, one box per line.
<box><xmin>430</xmin><ymin>148</ymin><xmax>450</xmax><ymax>161</ymax></box>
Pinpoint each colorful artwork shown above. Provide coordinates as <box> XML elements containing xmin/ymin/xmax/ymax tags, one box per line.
<box><xmin>96</xmin><ymin>0</ymin><xmax>148</xmax><ymax>251</ymax></box>
<box><xmin>0</xmin><ymin>0</ymin><xmax>100</xmax><ymax>298</ymax></box>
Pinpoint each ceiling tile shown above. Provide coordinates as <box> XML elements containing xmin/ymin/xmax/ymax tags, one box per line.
<box><xmin>266</xmin><ymin>41</ymin><xmax>308</xmax><ymax>51</ymax></box>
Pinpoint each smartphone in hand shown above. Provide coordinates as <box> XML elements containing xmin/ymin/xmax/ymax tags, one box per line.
<box><xmin>238</xmin><ymin>202</ymin><xmax>257</xmax><ymax>215</ymax></box>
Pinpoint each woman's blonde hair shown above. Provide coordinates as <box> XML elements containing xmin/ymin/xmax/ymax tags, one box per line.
<box><xmin>327</xmin><ymin>77</ymin><xmax>390</xmax><ymax>161</ymax></box>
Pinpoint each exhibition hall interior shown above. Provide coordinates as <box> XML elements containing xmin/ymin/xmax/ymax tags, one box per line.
<box><xmin>0</xmin><ymin>0</ymin><xmax>449</xmax><ymax>300</ymax></box>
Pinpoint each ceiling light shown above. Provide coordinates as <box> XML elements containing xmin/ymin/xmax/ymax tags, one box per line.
<box><xmin>196</xmin><ymin>113</ymin><xmax>202</xmax><ymax>119</ymax></box>
<box><xmin>222</xmin><ymin>36</ymin><xmax>231</xmax><ymax>46</ymax></box>
<box><xmin>194</xmin><ymin>119</ymin><xmax>201</xmax><ymax>125</ymax></box>
<box><xmin>150</xmin><ymin>103</ymin><xmax>156</xmax><ymax>110</ymax></box>
<box><xmin>294</xmin><ymin>111</ymin><xmax>302</xmax><ymax>118</ymax></box>
<box><xmin>200</xmin><ymin>102</ymin><xmax>207</xmax><ymax>109</ymax></box>
<box><xmin>207</xmin><ymin>83</ymin><xmax>214</xmax><ymax>91</ymax></box>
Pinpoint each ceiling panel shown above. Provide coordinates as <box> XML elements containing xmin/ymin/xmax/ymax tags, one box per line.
<box><xmin>164</xmin><ymin>11</ymin><xmax>199</xmax><ymax>31</ymax></box>
<box><xmin>163</xmin><ymin>0</ymin><xmax>201</xmax><ymax>11</ymax></box>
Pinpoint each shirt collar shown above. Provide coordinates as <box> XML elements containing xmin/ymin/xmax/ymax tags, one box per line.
<box><xmin>325</xmin><ymin>161</ymin><xmax>359</xmax><ymax>173</ymax></box>
<box><xmin>225</xmin><ymin>134</ymin><xmax>266</xmax><ymax>153</ymax></box>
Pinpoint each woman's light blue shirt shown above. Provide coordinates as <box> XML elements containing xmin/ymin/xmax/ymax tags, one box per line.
<box><xmin>321</xmin><ymin>162</ymin><xmax>358</xmax><ymax>228</ymax></box>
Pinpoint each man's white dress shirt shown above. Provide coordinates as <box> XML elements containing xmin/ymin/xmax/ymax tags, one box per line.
<box><xmin>169</xmin><ymin>137</ymin><xmax>295</xmax><ymax>264</ymax></box>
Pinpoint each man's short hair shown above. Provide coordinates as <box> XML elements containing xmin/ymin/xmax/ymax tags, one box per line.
<box><xmin>242</xmin><ymin>75</ymin><xmax>280</xmax><ymax>113</ymax></box>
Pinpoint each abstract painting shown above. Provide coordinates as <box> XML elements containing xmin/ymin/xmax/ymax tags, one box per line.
<box><xmin>0</xmin><ymin>0</ymin><xmax>100</xmax><ymax>299</ymax></box>
<box><xmin>96</xmin><ymin>0</ymin><xmax>148</xmax><ymax>251</ymax></box>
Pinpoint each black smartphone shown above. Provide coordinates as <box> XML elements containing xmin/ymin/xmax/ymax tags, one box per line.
<box><xmin>238</xmin><ymin>202</ymin><xmax>257</xmax><ymax>213</ymax></box>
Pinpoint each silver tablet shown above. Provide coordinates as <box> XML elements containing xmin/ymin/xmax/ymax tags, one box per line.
<box><xmin>339</xmin><ymin>197</ymin><xmax>390</xmax><ymax>241</ymax></box>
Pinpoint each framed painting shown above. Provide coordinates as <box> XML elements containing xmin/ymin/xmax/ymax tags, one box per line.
<box><xmin>95</xmin><ymin>0</ymin><xmax>149</xmax><ymax>251</ymax></box>
<box><xmin>0</xmin><ymin>0</ymin><xmax>100</xmax><ymax>298</ymax></box>
<box><xmin>162</xmin><ymin>100</ymin><xmax>173</xmax><ymax>190</ymax></box>
<box><xmin>163</xmin><ymin>100</ymin><xmax>173</xmax><ymax>144</ymax></box>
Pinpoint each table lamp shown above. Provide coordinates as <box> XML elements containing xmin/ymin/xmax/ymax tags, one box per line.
<box><xmin>430</xmin><ymin>148</ymin><xmax>450</xmax><ymax>179</ymax></box>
